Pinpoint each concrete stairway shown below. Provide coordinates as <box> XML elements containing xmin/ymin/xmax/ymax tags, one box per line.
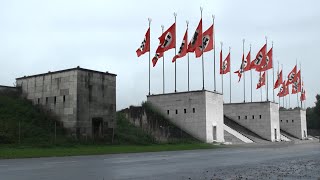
<box><xmin>224</xmin><ymin>116</ymin><xmax>269</xmax><ymax>143</ymax></box>
<box><xmin>280</xmin><ymin>129</ymin><xmax>301</xmax><ymax>141</ymax></box>
<box><xmin>224</xmin><ymin>124</ymin><xmax>253</xmax><ymax>144</ymax></box>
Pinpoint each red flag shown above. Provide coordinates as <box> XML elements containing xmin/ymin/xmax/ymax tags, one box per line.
<box><xmin>277</xmin><ymin>80</ymin><xmax>288</xmax><ymax>97</ymax></box>
<box><xmin>195</xmin><ymin>25</ymin><xmax>214</xmax><ymax>58</ymax></box>
<box><xmin>155</xmin><ymin>23</ymin><xmax>176</xmax><ymax>54</ymax></box>
<box><xmin>172</xmin><ymin>29</ymin><xmax>188</xmax><ymax>63</ymax></box>
<box><xmin>220</xmin><ymin>52</ymin><xmax>230</xmax><ymax>74</ymax></box>
<box><xmin>292</xmin><ymin>70</ymin><xmax>301</xmax><ymax>94</ymax></box>
<box><xmin>136</xmin><ymin>28</ymin><xmax>150</xmax><ymax>57</ymax></box>
<box><xmin>250</xmin><ymin>44</ymin><xmax>267</xmax><ymax>70</ymax></box>
<box><xmin>152</xmin><ymin>52</ymin><xmax>163</xmax><ymax>67</ymax></box>
<box><xmin>187</xmin><ymin>19</ymin><xmax>202</xmax><ymax>53</ymax></box>
<box><xmin>300</xmin><ymin>85</ymin><xmax>306</xmax><ymax>101</ymax></box>
<box><xmin>256</xmin><ymin>72</ymin><xmax>266</xmax><ymax>89</ymax></box>
<box><xmin>257</xmin><ymin>48</ymin><xmax>273</xmax><ymax>72</ymax></box>
<box><xmin>243</xmin><ymin>50</ymin><xmax>251</xmax><ymax>72</ymax></box>
<box><xmin>234</xmin><ymin>54</ymin><xmax>244</xmax><ymax>82</ymax></box>
<box><xmin>286</xmin><ymin>65</ymin><xmax>297</xmax><ymax>85</ymax></box>
<box><xmin>274</xmin><ymin>70</ymin><xmax>283</xmax><ymax>89</ymax></box>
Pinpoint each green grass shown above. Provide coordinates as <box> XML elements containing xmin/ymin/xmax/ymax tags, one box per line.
<box><xmin>0</xmin><ymin>143</ymin><xmax>219</xmax><ymax>159</ymax></box>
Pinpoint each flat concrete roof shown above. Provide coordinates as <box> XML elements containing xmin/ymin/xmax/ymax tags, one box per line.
<box><xmin>147</xmin><ymin>90</ymin><xmax>223</xmax><ymax>97</ymax></box>
<box><xmin>224</xmin><ymin>101</ymin><xmax>279</xmax><ymax>105</ymax></box>
<box><xmin>16</xmin><ymin>66</ymin><xmax>117</xmax><ymax>80</ymax></box>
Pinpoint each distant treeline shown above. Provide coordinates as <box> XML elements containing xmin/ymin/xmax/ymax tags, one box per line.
<box><xmin>307</xmin><ymin>94</ymin><xmax>320</xmax><ymax>129</ymax></box>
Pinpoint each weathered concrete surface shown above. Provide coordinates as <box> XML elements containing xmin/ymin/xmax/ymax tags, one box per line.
<box><xmin>15</xmin><ymin>67</ymin><xmax>116</xmax><ymax>137</ymax></box>
<box><xmin>147</xmin><ymin>90</ymin><xmax>224</xmax><ymax>143</ymax></box>
<box><xmin>280</xmin><ymin>108</ymin><xmax>307</xmax><ymax>139</ymax></box>
<box><xmin>224</xmin><ymin>102</ymin><xmax>280</xmax><ymax>142</ymax></box>
<box><xmin>0</xmin><ymin>142</ymin><xmax>319</xmax><ymax>180</ymax></box>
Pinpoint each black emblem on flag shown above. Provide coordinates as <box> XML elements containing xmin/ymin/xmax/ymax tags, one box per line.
<box><xmin>191</xmin><ymin>31</ymin><xmax>199</xmax><ymax>46</ymax></box>
<box><xmin>139</xmin><ymin>38</ymin><xmax>146</xmax><ymax>51</ymax></box>
<box><xmin>161</xmin><ymin>32</ymin><xmax>173</xmax><ymax>48</ymax></box>
<box><xmin>199</xmin><ymin>35</ymin><xmax>210</xmax><ymax>51</ymax></box>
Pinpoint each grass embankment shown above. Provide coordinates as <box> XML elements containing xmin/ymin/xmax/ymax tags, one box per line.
<box><xmin>0</xmin><ymin>91</ymin><xmax>219</xmax><ymax>159</ymax></box>
<box><xmin>0</xmin><ymin>143</ymin><xmax>217</xmax><ymax>159</ymax></box>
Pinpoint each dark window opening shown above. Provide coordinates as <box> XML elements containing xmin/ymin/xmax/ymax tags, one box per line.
<box><xmin>193</xmin><ymin>108</ymin><xmax>195</xmax><ymax>113</ymax></box>
<box><xmin>184</xmin><ymin>109</ymin><xmax>187</xmax><ymax>114</ymax></box>
<box><xmin>238</xmin><ymin>116</ymin><xmax>240</xmax><ymax>120</ymax></box>
<box><xmin>292</xmin><ymin>120</ymin><xmax>294</xmax><ymax>123</ymax></box>
<box><xmin>167</xmin><ymin>110</ymin><xmax>169</xmax><ymax>115</ymax></box>
<box><xmin>37</xmin><ymin>98</ymin><xmax>40</xmax><ymax>104</ymax></box>
<box><xmin>252</xmin><ymin>115</ymin><xmax>255</xmax><ymax>119</ymax></box>
<box><xmin>259</xmin><ymin>115</ymin><xmax>262</xmax><ymax>119</ymax></box>
<box><xmin>63</xmin><ymin>95</ymin><xmax>66</xmax><ymax>103</ymax></box>
<box><xmin>281</xmin><ymin>120</ymin><xmax>283</xmax><ymax>122</ymax></box>
<box><xmin>286</xmin><ymin>120</ymin><xmax>288</xmax><ymax>123</ymax></box>
<box><xmin>245</xmin><ymin>116</ymin><xmax>247</xmax><ymax>119</ymax></box>
<box><xmin>176</xmin><ymin>110</ymin><xmax>178</xmax><ymax>114</ymax></box>
<box><xmin>46</xmin><ymin>97</ymin><xmax>48</xmax><ymax>104</ymax></box>
<box><xmin>54</xmin><ymin>96</ymin><xmax>57</xmax><ymax>105</ymax></box>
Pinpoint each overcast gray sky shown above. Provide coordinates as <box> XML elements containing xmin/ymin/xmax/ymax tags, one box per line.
<box><xmin>0</xmin><ymin>0</ymin><xmax>319</xmax><ymax>110</ymax></box>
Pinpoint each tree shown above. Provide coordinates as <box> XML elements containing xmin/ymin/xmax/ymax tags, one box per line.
<box><xmin>315</xmin><ymin>94</ymin><xmax>320</xmax><ymax>117</ymax></box>
<box><xmin>306</xmin><ymin>94</ymin><xmax>320</xmax><ymax>129</ymax></box>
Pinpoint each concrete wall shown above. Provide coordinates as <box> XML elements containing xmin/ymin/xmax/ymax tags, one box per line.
<box><xmin>77</xmin><ymin>70</ymin><xmax>116</xmax><ymax>137</ymax></box>
<box><xmin>224</xmin><ymin>102</ymin><xmax>280</xmax><ymax>142</ymax></box>
<box><xmin>16</xmin><ymin>70</ymin><xmax>78</xmax><ymax>132</ymax></box>
<box><xmin>16</xmin><ymin>68</ymin><xmax>116</xmax><ymax>137</ymax></box>
<box><xmin>279</xmin><ymin>108</ymin><xmax>307</xmax><ymax>139</ymax></box>
<box><xmin>147</xmin><ymin>90</ymin><xmax>224</xmax><ymax>143</ymax></box>
<box><xmin>0</xmin><ymin>85</ymin><xmax>17</xmax><ymax>92</ymax></box>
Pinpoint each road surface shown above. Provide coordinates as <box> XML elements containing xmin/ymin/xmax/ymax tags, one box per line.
<box><xmin>0</xmin><ymin>142</ymin><xmax>320</xmax><ymax>180</ymax></box>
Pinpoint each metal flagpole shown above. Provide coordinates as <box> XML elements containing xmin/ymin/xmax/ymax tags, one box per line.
<box><xmin>297</xmin><ymin>60</ymin><xmax>300</xmax><ymax>108</ymax></box>
<box><xmin>260</xmin><ymin>72</ymin><xmax>262</xmax><ymax>102</ymax></box>
<box><xmin>250</xmin><ymin>44</ymin><xmax>252</xmax><ymax>102</ymax></box>
<box><xmin>229</xmin><ymin>46</ymin><xmax>232</xmax><ymax>103</ymax></box>
<box><xmin>272</xmin><ymin>42</ymin><xmax>275</xmax><ymax>102</ymax></box>
<box><xmin>243</xmin><ymin>39</ymin><xmax>245</xmax><ymax>102</ymax></box>
<box><xmin>161</xmin><ymin>25</ymin><xmax>165</xmax><ymax>94</ymax></box>
<box><xmin>278</xmin><ymin>61</ymin><xmax>280</xmax><ymax>105</ymax></box>
<box><xmin>148</xmin><ymin>18</ymin><xmax>152</xmax><ymax>95</ymax></box>
<box><xmin>187</xmin><ymin>21</ymin><xmax>190</xmax><ymax>91</ymax></box>
<box><xmin>221</xmin><ymin>42</ymin><xmax>224</xmax><ymax>95</ymax></box>
<box><xmin>289</xmin><ymin>93</ymin><xmax>291</xmax><ymax>108</ymax></box>
<box><xmin>213</xmin><ymin>15</ymin><xmax>216</xmax><ymax>92</ymax></box>
<box><xmin>265</xmin><ymin>36</ymin><xmax>268</xmax><ymax>101</ymax></box>
<box><xmin>200</xmin><ymin>7</ymin><xmax>205</xmax><ymax>90</ymax></box>
<box><xmin>174</xmin><ymin>13</ymin><xmax>177</xmax><ymax>93</ymax></box>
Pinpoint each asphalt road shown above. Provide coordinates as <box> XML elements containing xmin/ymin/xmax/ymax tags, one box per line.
<box><xmin>0</xmin><ymin>142</ymin><xmax>320</xmax><ymax>180</ymax></box>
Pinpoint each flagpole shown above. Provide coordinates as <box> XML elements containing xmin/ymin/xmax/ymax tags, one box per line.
<box><xmin>229</xmin><ymin>46</ymin><xmax>232</xmax><ymax>103</ymax></box>
<box><xmin>148</xmin><ymin>18</ymin><xmax>152</xmax><ymax>95</ymax></box>
<box><xmin>243</xmin><ymin>39</ymin><xmax>245</xmax><ymax>102</ymax></box>
<box><xmin>161</xmin><ymin>25</ymin><xmax>165</xmax><ymax>94</ymax></box>
<box><xmin>260</xmin><ymin>72</ymin><xmax>262</xmax><ymax>102</ymax></box>
<box><xmin>297</xmin><ymin>60</ymin><xmax>300</xmax><ymax>108</ymax></box>
<box><xmin>213</xmin><ymin>15</ymin><xmax>216</xmax><ymax>92</ymax></box>
<box><xmin>174</xmin><ymin>12</ymin><xmax>177</xmax><ymax>93</ymax></box>
<box><xmin>200</xmin><ymin>7</ymin><xmax>205</xmax><ymax>90</ymax></box>
<box><xmin>272</xmin><ymin>42</ymin><xmax>275</xmax><ymax>102</ymax></box>
<box><xmin>278</xmin><ymin>61</ymin><xmax>280</xmax><ymax>105</ymax></box>
<box><xmin>265</xmin><ymin>36</ymin><xmax>268</xmax><ymax>101</ymax></box>
<box><xmin>186</xmin><ymin>21</ymin><xmax>190</xmax><ymax>91</ymax></box>
<box><xmin>221</xmin><ymin>42</ymin><xmax>224</xmax><ymax>95</ymax></box>
<box><xmin>250</xmin><ymin>44</ymin><xmax>252</xmax><ymax>102</ymax></box>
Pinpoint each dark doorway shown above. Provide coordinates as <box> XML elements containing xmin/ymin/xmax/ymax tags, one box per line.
<box><xmin>274</xmin><ymin>128</ymin><xmax>277</xmax><ymax>141</ymax></box>
<box><xmin>304</xmin><ymin>130</ymin><xmax>306</xmax><ymax>139</ymax></box>
<box><xmin>92</xmin><ymin>117</ymin><xmax>103</xmax><ymax>139</ymax></box>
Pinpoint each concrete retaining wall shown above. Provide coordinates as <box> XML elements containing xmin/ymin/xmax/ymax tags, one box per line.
<box><xmin>147</xmin><ymin>90</ymin><xmax>224</xmax><ymax>143</ymax></box>
<box><xmin>279</xmin><ymin>108</ymin><xmax>307</xmax><ymax>139</ymax></box>
<box><xmin>224</xmin><ymin>102</ymin><xmax>280</xmax><ymax>142</ymax></box>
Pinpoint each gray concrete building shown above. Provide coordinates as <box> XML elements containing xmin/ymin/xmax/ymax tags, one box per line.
<box><xmin>16</xmin><ymin>67</ymin><xmax>116</xmax><ymax>139</ymax></box>
<box><xmin>224</xmin><ymin>102</ymin><xmax>281</xmax><ymax>142</ymax></box>
<box><xmin>147</xmin><ymin>90</ymin><xmax>225</xmax><ymax>143</ymax></box>
<box><xmin>279</xmin><ymin>108</ymin><xmax>307</xmax><ymax>139</ymax></box>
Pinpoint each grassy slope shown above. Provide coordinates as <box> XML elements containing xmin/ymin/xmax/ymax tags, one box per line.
<box><xmin>0</xmin><ymin>92</ymin><xmax>219</xmax><ymax>159</ymax></box>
